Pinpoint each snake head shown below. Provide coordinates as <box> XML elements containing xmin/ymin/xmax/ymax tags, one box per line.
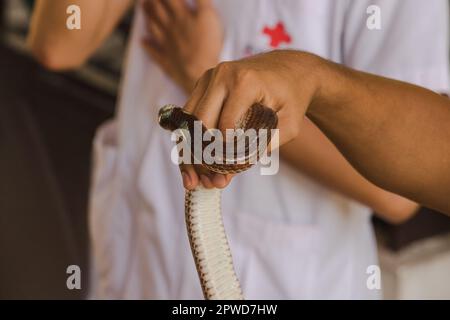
<box><xmin>158</xmin><ymin>104</ymin><xmax>195</xmax><ymax>132</ymax></box>
<box><xmin>158</xmin><ymin>104</ymin><xmax>178</xmax><ymax>131</ymax></box>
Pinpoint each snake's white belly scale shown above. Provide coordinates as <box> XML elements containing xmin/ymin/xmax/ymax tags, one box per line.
<box><xmin>186</xmin><ymin>187</ymin><xmax>244</xmax><ymax>300</ymax></box>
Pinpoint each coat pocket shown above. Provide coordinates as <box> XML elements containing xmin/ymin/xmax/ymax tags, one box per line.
<box><xmin>224</xmin><ymin>211</ymin><xmax>320</xmax><ymax>299</ymax></box>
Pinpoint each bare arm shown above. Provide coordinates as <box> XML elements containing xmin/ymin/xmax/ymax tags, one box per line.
<box><xmin>308</xmin><ymin>60</ymin><xmax>450</xmax><ymax>214</ymax></box>
<box><xmin>281</xmin><ymin>118</ymin><xmax>418</xmax><ymax>224</ymax></box>
<box><xmin>27</xmin><ymin>0</ymin><xmax>133</xmax><ymax>70</ymax></box>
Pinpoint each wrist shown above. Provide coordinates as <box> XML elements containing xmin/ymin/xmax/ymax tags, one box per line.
<box><xmin>301</xmin><ymin>53</ymin><xmax>333</xmax><ymax>117</ymax></box>
<box><xmin>276</xmin><ymin>50</ymin><xmax>329</xmax><ymax>117</ymax></box>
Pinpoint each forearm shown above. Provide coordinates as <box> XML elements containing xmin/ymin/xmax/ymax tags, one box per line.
<box><xmin>281</xmin><ymin>118</ymin><xmax>418</xmax><ymax>223</ymax></box>
<box><xmin>178</xmin><ymin>49</ymin><xmax>450</xmax><ymax>209</ymax></box>
<box><xmin>307</xmin><ymin>58</ymin><xmax>450</xmax><ymax>213</ymax></box>
<box><xmin>27</xmin><ymin>0</ymin><xmax>133</xmax><ymax>70</ymax></box>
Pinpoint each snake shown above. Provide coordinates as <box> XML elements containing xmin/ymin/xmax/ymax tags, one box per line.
<box><xmin>158</xmin><ymin>103</ymin><xmax>278</xmax><ymax>300</ymax></box>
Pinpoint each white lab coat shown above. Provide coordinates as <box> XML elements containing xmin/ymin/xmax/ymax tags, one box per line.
<box><xmin>89</xmin><ymin>0</ymin><xmax>450</xmax><ymax>299</ymax></box>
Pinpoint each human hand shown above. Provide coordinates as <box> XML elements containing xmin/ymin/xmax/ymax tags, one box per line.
<box><xmin>142</xmin><ymin>0</ymin><xmax>223</xmax><ymax>93</ymax></box>
<box><xmin>181</xmin><ymin>50</ymin><xmax>325</xmax><ymax>190</ymax></box>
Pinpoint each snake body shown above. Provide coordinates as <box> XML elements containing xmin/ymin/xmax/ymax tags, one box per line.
<box><xmin>158</xmin><ymin>104</ymin><xmax>278</xmax><ymax>300</ymax></box>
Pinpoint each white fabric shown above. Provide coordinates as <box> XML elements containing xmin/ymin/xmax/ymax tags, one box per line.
<box><xmin>89</xmin><ymin>0</ymin><xmax>450</xmax><ymax>299</ymax></box>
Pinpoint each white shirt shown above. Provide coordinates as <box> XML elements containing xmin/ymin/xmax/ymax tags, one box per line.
<box><xmin>89</xmin><ymin>0</ymin><xmax>450</xmax><ymax>299</ymax></box>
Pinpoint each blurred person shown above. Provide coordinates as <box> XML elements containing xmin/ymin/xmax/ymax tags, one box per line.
<box><xmin>27</xmin><ymin>0</ymin><xmax>449</xmax><ymax>299</ymax></box>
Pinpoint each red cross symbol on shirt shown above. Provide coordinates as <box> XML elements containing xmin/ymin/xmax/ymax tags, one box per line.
<box><xmin>263</xmin><ymin>22</ymin><xmax>292</xmax><ymax>48</ymax></box>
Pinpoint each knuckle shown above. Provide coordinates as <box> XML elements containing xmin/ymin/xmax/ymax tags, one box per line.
<box><xmin>214</xmin><ymin>61</ymin><xmax>233</xmax><ymax>77</ymax></box>
<box><xmin>193</xmin><ymin>70</ymin><xmax>211</xmax><ymax>90</ymax></box>
<box><xmin>234</xmin><ymin>68</ymin><xmax>255</xmax><ymax>87</ymax></box>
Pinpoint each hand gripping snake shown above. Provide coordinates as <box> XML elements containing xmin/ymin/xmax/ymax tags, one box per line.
<box><xmin>158</xmin><ymin>103</ymin><xmax>278</xmax><ymax>300</ymax></box>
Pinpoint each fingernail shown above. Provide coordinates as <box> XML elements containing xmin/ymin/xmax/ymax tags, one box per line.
<box><xmin>182</xmin><ymin>172</ymin><xmax>191</xmax><ymax>188</ymax></box>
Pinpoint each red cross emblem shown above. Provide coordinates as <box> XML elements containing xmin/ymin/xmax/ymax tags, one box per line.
<box><xmin>263</xmin><ymin>22</ymin><xmax>292</xmax><ymax>48</ymax></box>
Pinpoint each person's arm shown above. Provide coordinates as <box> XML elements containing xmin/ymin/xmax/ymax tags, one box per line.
<box><xmin>281</xmin><ymin>119</ymin><xmax>418</xmax><ymax>224</ymax></box>
<box><xmin>27</xmin><ymin>0</ymin><xmax>133</xmax><ymax>70</ymax></box>
<box><xmin>143</xmin><ymin>1</ymin><xmax>419</xmax><ymax>223</ymax></box>
<box><xmin>182</xmin><ymin>50</ymin><xmax>450</xmax><ymax>214</ymax></box>
<box><xmin>308</xmin><ymin>58</ymin><xmax>450</xmax><ymax>214</ymax></box>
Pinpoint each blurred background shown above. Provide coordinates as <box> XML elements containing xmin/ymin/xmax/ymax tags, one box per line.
<box><xmin>0</xmin><ymin>0</ymin><xmax>449</xmax><ymax>299</ymax></box>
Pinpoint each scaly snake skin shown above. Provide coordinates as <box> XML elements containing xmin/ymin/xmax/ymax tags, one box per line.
<box><xmin>158</xmin><ymin>104</ymin><xmax>278</xmax><ymax>300</ymax></box>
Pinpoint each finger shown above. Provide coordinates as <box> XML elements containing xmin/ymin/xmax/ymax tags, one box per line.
<box><xmin>143</xmin><ymin>0</ymin><xmax>170</xmax><ymax>29</ymax></box>
<box><xmin>181</xmin><ymin>163</ymin><xmax>233</xmax><ymax>190</ymax></box>
<box><xmin>144</xmin><ymin>19</ymin><xmax>165</xmax><ymax>44</ymax></box>
<box><xmin>179</xmin><ymin>164</ymin><xmax>199</xmax><ymax>190</ymax></box>
<box><xmin>217</xmin><ymin>84</ymin><xmax>263</xmax><ymax>134</ymax></box>
<box><xmin>199</xmin><ymin>173</ymin><xmax>215</xmax><ymax>189</ymax></box>
<box><xmin>142</xmin><ymin>38</ymin><xmax>169</xmax><ymax>69</ymax></box>
<box><xmin>184</xmin><ymin>69</ymin><xmax>212</xmax><ymax>114</ymax></box>
<box><xmin>189</xmin><ymin>68</ymin><xmax>227</xmax><ymax>129</ymax></box>
<box><xmin>210</xmin><ymin>173</ymin><xmax>233</xmax><ymax>189</ymax></box>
